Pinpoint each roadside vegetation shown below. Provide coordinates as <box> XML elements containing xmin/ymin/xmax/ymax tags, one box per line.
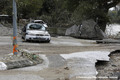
<box><xmin>0</xmin><ymin>0</ymin><xmax>120</xmax><ymax>32</ymax></box>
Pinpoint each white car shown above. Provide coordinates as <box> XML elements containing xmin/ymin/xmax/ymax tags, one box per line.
<box><xmin>22</xmin><ymin>23</ymin><xmax>51</xmax><ymax>42</ymax></box>
<box><xmin>32</xmin><ymin>20</ymin><xmax>48</xmax><ymax>28</ymax></box>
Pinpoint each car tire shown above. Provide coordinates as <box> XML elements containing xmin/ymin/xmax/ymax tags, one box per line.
<box><xmin>21</xmin><ymin>36</ymin><xmax>24</xmax><ymax>39</ymax></box>
<box><xmin>46</xmin><ymin>40</ymin><xmax>50</xmax><ymax>43</ymax></box>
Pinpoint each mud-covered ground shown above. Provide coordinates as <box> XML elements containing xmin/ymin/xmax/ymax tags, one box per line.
<box><xmin>96</xmin><ymin>50</ymin><xmax>120</xmax><ymax>80</ymax></box>
<box><xmin>0</xmin><ymin>36</ymin><xmax>120</xmax><ymax>80</ymax></box>
<box><xmin>0</xmin><ymin>36</ymin><xmax>119</xmax><ymax>57</ymax></box>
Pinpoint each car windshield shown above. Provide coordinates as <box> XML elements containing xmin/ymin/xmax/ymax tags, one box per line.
<box><xmin>28</xmin><ymin>24</ymin><xmax>46</xmax><ymax>30</ymax></box>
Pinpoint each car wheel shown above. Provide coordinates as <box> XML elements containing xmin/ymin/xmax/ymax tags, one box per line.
<box><xmin>46</xmin><ymin>40</ymin><xmax>50</xmax><ymax>43</ymax></box>
<box><xmin>21</xmin><ymin>36</ymin><xmax>24</xmax><ymax>39</ymax></box>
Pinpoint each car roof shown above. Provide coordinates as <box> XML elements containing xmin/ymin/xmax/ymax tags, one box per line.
<box><xmin>33</xmin><ymin>20</ymin><xmax>43</xmax><ymax>21</ymax></box>
<box><xmin>32</xmin><ymin>20</ymin><xmax>44</xmax><ymax>22</ymax></box>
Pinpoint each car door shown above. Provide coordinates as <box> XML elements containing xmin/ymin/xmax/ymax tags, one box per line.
<box><xmin>22</xmin><ymin>25</ymin><xmax>27</xmax><ymax>39</ymax></box>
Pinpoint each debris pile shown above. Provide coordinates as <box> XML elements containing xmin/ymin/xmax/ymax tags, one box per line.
<box><xmin>65</xmin><ymin>19</ymin><xmax>107</xmax><ymax>40</ymax></box>
<box><xmin>0</xmin><ymin>50</ymin><xmax>43</xmax><ymax>70</ymax></box>
<box><xmin>96</xmin><ymin>50</ymin><xmax>120</xmax><ymax>80</ymax></box>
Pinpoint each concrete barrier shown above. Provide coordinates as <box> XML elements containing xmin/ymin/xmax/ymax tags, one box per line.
<box><xmin>0</xmin><ymin>50</ymin><xmax>43</xmax><ymax>70</ymax></box>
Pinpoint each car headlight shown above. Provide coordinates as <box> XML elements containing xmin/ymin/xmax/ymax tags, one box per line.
<box><xmin>44</xmin><ymin>32</ymin><xmax>50</xmax><ymax>36</ymax></box>
<box><xmin>45</xmin><ymin>34</ymin><xmax>50</xmax><ymax>36</ymax></box>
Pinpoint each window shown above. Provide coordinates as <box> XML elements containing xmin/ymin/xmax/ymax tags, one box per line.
<box><xmin>28</xmin><ymin>24</ymin><xmax>46</xmax><ymax>30</ymax></box>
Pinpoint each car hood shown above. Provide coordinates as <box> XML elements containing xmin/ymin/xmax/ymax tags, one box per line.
<box><xmin>26</xmin><ymin>30</ymin><xmax>48</xmax><ymax>34</ymax></box>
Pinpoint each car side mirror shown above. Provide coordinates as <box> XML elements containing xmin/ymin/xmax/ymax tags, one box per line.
<box><xmin>46</xmin><ymin>28</ymin><xmax>49</xmax><ymax>31</ymax></box>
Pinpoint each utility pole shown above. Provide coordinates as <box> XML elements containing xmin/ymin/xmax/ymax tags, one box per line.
<box><xmin>13</xmin><ymin>0</ymin><xmax>18</xmax><ymax>55</ymax></box>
